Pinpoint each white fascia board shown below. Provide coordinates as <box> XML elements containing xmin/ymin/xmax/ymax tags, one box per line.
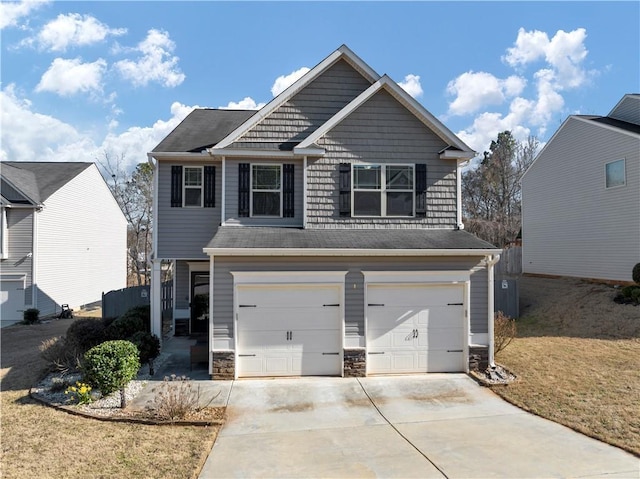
<box><xmin>292</xmin><ymin>146</ymin><xmax>326</xmax><ymax>156</ymax></box>
<box><xmin>208</xmin><ymin>148</ymin><xmax>296</xmax><ymax>158</ymax></box>
<box><xmin>204</xmin><ymin>247</ymin><xmax>500</xmax><ymax>257</ymax></box>
<box><xmin>213</xmin><ymin>47</ymin><xmax>379</xmax><ymax>151</ymax></box>
<box><xmin>440</xmin><ymin>149</ymin><xmax>475</xmax><ymax>160</ymax></box>
<box><xmin>149</xmin><ymin>151</ymin><xmax>210</xmax><ymax>159</ymax></box>
<box><xmin>574</xmin><ymin>115</ymin><xmax>640</xmax><ymax>138</ymax></box>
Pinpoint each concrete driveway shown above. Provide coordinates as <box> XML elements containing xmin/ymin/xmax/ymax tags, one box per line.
<box><xmin>199</xmin><ymin>375</ymin><xmax>639</xmax><ymax>478</ymax></box>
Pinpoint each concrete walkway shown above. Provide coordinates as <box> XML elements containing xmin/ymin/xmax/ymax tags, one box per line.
<box><xmin>199</xmin><ymin>375</ymin><xmax>639</xmax><ymax>479</ymax></box>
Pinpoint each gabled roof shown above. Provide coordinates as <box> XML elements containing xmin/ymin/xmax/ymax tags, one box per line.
<box><xmin>205</xmin><ymin>227</ymin><xmax>499</xmax><ymax>254</ymax></box>
<box><xmin>608</xmin><ymin>93</ymin><xmax>640</xmax><ymax>125</ymax></box>
<box><xmin>295</xmin><ymin>75</ymin><xmax>474</xmax><ymax>158</ymax></box>
<box><xmin>152</xmin><ymin>109</ymin><xmax>255</xmax><ymax>153</ymax></box>
<box><xmin>1</xmin><ymin>163</ymin><xmax>40</xmax><ymax>204</ymax></box>
<box><xmin>1</xmin><ymin>162</ymin><xmax>92</xmax><ymax>203</ymax></box>
<box><xmin>212</xmin><ymin>45</ymin><xmax>380</xmax><ymax>150</ymax></box>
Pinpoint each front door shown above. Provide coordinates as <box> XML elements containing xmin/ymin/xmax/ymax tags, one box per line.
<box><xmin>190</xmin><ymin>272</ymin><xmax>209</xmax><ymax>335</ymax></box>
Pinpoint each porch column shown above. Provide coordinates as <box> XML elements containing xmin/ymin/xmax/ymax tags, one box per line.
<box><xmin>208</xmin><ymin>254</ymin><xmax>214</xmax><ymax>377</ymax></box>
<box><xmin>150</xmin><ymin>259</ymin><xmax>162</xmax><ymax>342</ymax></box>
<box><xmin>486</xmin><ymin>254</ymin><xmax>501</xmax><ymax>366</ymax></box>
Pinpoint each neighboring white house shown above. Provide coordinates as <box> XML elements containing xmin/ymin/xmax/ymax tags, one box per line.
<box><xmin>1</xmin><ymin>162</ymin><xmax>127</xmax><ymax>326</ymax></box>
<box><xmin>522</xmin><ymin>94</ymin><xmax>640</xmax><ymax>282</ymax></box>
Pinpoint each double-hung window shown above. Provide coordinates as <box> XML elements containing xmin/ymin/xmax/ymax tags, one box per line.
<box><xmin>251</xmin><ymin>164</ymin><xmax>282</xmax><ymax>216</ymax></box>
<box><xmin>353</xmin><ymin>164</ymin><xmax>414</xmax><ymax>217</ymax></box>
<box><xmin>183</xmin><ymin>167</ymin><xmax>203</xmax><ymax>207</ymax></box>
<box><xmin>605</xmin><ymin>159</ymin><xmax>625</xmax><ymax>188</ymax></box>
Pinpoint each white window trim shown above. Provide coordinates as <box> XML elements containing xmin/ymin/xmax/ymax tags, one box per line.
<box><xmin>352</xmin><ymin>163</ymin><xmax>415</xmax><ymax>217</ymax></box>
<box><xmin>183</xmin><ymin>166</ymin><xmax>204</xmax><ymax>208</ymax></box>
<box><xmin>250</xmin><ymin>163</ymin><xmax>283</xmax><ymax>218</ymax></box>
<box><xmin>604</xmin><ymin>158</ymin><xmax>626</xmax><ymax>189</ymax></box>
<box><xmin>0</xmin><ymin>207</ymin><xmax>7</xmax><ymax>260</ymax></box>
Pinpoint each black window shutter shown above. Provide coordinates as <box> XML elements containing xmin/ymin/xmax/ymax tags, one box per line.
<box><xmin>283</xmin><ymin>164</ymin><xmax>295</xmax><ymax>218</ymax></box>
<box><xmin>238</xmin><ymin>163</ymin><xmax>250</xmax><ymax>217</ymax></box>
<box><xmin>171</xmin><ymin>165</ymin><xmax>183</xmax><ymax>207</ymax></box>
<box><xmin>204</xmin><ymin>165</ymin><xmax>216</xmax><ymax>207</ymax></box>
<box><xmin>339</xmin><ymin>163</ymin><xmax>351</xmax><ymax>217</ymax></box>
<box><xmin>415</xmin><ymin>163</ymin><xmax>427</xmax><ymax>217</ymax></box>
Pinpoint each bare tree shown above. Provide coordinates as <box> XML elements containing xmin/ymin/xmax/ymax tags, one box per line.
<box><xmin>99</xmin><ymin>153</ymin><xmax>153</xmax><ymax>286</ymax></box>
<box><xmin>462</xmin><ymin>132</ymin><xmax>538</xmax><ymax>247</ymax></box>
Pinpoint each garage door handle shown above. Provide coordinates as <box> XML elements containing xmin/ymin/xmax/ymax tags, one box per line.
<box><xmin>448</xmin><ymin>303</ymin><xmax>463</xmax><ymax>306</ymax></box>
<box><xmin>238</xmin><ymin>354</ymin><xmax>256</xmax><ymax>357</ymax></box>
<box><xmin>368</xmin><ymin>303</ymin><xmax>385</xmax><ymax>307</ymax></box>
<box><xmin>239</xmin><ymin>304</ymin><xmax>257</xmax><ymax>308</ymax></box>
<box><xmin>323</xmin><ymin>303</ymin><xmax>339</xmax><ymax>307</ymax></box>
<box><xmin>322</xmin><ymin>352</ymin><xmax>339</xmax><ymax>355</ymax></box>
<box><xmin>447</xmin><ymin>349</ymin><xmax>463</xmax><ymax>353</ymax></box>
<box><xmin>368</xmin><ymin>352</ymin><xmax>385</xmax><ymax>355</ymax></box>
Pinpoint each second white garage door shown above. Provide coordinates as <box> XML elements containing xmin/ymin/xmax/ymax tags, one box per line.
<box><xmin>366</xmin><ymin>283</ymin><xmax>466</xmax><ymax>374</ymax></box>
<box><xmin>236</xmin><ymin>284</ymin><xmax>342</xmax><ymax>378</ymax></box>
<box><xmin>1</xmin><ymin>279</ymin><xmax>25</xmax><ymax>327</ymax></box>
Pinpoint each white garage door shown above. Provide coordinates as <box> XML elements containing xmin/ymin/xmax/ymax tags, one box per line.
<box><xmin>236</xmin><ymin>284</ymin><xmax>342</xmax><ymax>377</ymax></box>
<box><xmin>1</xmin><ymin>280</ymin><xmax>25</xmax><ymax>326</ymax></box>
<box><xmin>367</xmin><ymin>283</ymin><xmax>466</xmax><ymax>374</ymax></box>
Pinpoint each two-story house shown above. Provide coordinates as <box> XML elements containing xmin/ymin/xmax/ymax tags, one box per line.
<box><xmin>148</xmin><ymin>45</ymin><xmax>501</xmax><ymax>379</ymax></box>
<box><xmin>1</xmin><ymin>162</ymin><xmax>127</xmax><ymax>326</ymax></box>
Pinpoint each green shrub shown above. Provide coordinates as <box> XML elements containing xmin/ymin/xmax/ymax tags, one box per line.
<box><xmin>621</xmin><ymin>285</ymin><xmax>637</xmax><ymax>298</ymax></box>
<box><xmin>633</xmin><ymin>263</ymin><xmax>640</xmax><ymax>285</ymax></box>
<box><xmin>106</xmin><ymin>314</ymin><xmax>144</xmax><ymax>340</ymax></box>
<box><xmin>631</xmin><ymin>288</ymin><xmax>640</xmax><ymax>304</ymax></box>
<box><xmin>66</xmin><ymin>318</ymin><xmax>107</xmax><ymax>354</ymax></box>
<box><xmin>83</xmin><ymin>340</ymin><xmax>140</xmax><ymax>398</ymax></box>
<box><xmin>23</xmin><ymin>308</ymin><xmax>40</xmax><ymax>324</ymax></box>
<box><xmin>130</xmin><ymin>331</ymin><xmax>161</xmax><ymax>375</ymax></box>
<box><xmin>123</xmin><ymin>305</ymin><xmax>151</xmax><ymax>332</ymax></box>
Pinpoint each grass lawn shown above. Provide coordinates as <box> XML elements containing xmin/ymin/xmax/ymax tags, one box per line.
<box><xmin>493</xmin><ymin>275</ymin><xmax>640</xmax><ymax>457</ymax></box>
<box><xmin>1</xmin><ymin>318</ymin><xmax>218</xmax><ymax>479</ymax></box>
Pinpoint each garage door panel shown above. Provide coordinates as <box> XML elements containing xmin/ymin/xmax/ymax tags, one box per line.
<box><xmin>427</xmin><ymin>351</ymin><xmax>466</xmax><ymax>372</ymax></box>
<box><xmin>239</xmin><ymin>286</ymin><xmax>339</xmax><ymax>308</ymax></box>
<box><xmin>368</xmin><ymin>285</ymin><xmax>462</xmax><ymax>307</ymax></box>
<box><xmin>239</xmin><ymin>309</ymin><xmax>338</xmax><ymax>331</ymax></box>
<box><xmin>289</xmin><ymin>330</ymin><xmax>341</xmax><ymax>353</ymax></box>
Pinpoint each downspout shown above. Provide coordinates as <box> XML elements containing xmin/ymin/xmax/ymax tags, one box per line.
<box><xmin>486</xmin><ymin>253</ymin><xmax>501</xmax><ymax>367</ymax></box>
<box><xmin>303</xmin><ymin>156</ymin><xmax>308</xmax><ymax>229</ymax></box>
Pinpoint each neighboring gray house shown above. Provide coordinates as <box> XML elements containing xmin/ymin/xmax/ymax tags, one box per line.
<box><xmin>522</xmin><ymin>94</ymin><xmax>640</xmax><ymax>282</ymax></box>
<box><xmin>0</xmin><ymin>162</ymin><xmax>127</xmax><ymax>326</ymax></box>
<box><xmin>149</xmin><ymin>45</ymin><xmax>501</xmax><ymax>379</ymax></box>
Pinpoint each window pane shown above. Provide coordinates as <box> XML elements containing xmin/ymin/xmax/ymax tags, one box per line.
<box><xmin>253</xmin><ymin>192</ymin><xmax>281</xmax><ymax>216</ymax></box>
<box><xmin>184</xmin><ymin>188</ymin><xmax>202</xmax><ymax>206</ymax></box>
<box><xmin>386</xmin><ymin>166</ymin><xmax>413</xmax><ymax>189</ymax></box>
<box><xmin>252</xmin><ymin>165</ymin><xmax>281</xmax><ymax>190</ymax></box>
<box><xmin>387</xmin><ymin>192</ymin><xmax>413</xmax><ymax>216</ymax></box>
<box><xmin>184</xmin><ymin>168</ymin><xmax>202</xmax><ymax>186</ymax></box>
<box><xmin>354</xmin><ymin>165</ymin><xmax>381</xmax><ymax>189</ymax></box>
<box><xmin>354</xmin><ymin>191</ymin><xmax>381</xmax><ymax>216</ymax></box>
<box><xmin>606</xmin><ymin>159</ymin><xmax>625</xmax><ymax>188</ymax></box>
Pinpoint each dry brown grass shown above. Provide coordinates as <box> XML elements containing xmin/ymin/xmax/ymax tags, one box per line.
<box><xmin>494</xmin><ymin>275</ymin><xmax>640</xmax><ymax>456</ymax></box>
<box><xmin>1</xmin><ymin>318</ymin><xmax>218</xmax><ymax>479</ymax></box>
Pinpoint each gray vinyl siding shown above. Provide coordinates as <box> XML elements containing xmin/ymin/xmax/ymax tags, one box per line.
<box><xmin>156</xmin><ymin>160</ymin><xmax>222</xmax><ymax>259</ymax></box>
<box><xmin>470</xmin><ymin>267</ymin><xmax>488</xmax><ymax>335</ymax></box>
<box><xmin>308</xmin><ymin>89</ymin><xmax>456</xmax><ymax>228</ymax></box>
<box><xmin>522</xmin><ymin>117</ymin><xmax>640</xmax><ymax>281</ymax></box>
<box><xmin>175</xmin><ymin>261</ymin><xmax>190</xmax><ymax>310</ymax></box>
<box><xmin>211</xmin><ymin>255</ymin><xmax>486</xmax><ymax>343</ymax></box>
<box><xmin>231</xmin><ymin>60</ymin><xmax>371</xmax><ymax>149</ymax></box>
<box><xmin>224</xmin><ymin>158</ymin><xmax>304</xmax><ymax>226</ymax></box>
<box><xmin>609</xmin><ymin>96</ymin><xmax>640</xmax><ymax>125</ymax></box>
<box><xmin>3</xmin><ymin>208</ymin><xmax>35</xmax><ymax>305</ymax></box>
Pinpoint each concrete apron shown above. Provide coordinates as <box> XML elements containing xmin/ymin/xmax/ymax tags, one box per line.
<box><xmin>199</xmin><ymin>374</ymin><xmax>640</xmax><ymax>479</ymax></box>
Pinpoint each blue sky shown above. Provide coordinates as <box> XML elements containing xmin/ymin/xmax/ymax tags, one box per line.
<box><xmin>1</xmin><ymin>1</ymin><xmax>638</xmax><ymax>171</ymax></box>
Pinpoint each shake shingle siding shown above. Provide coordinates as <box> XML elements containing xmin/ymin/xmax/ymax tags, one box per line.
<box><xmin>307</xmin><ymin>90</ymin><xmax>456</xmax><ymax>228</ymax></box>
<box><xmin>212</xmin><ymin>255</ymin><xmax>486</xmax><ymax>343</ymax></box>
<box><xmin>231</xmin><ymin>60</ymin><xmax>371</xmax><ymax>149</ymax></box>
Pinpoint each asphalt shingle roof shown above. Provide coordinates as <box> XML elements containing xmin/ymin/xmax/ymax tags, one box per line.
<box><xmin>2</xmin><ymin>162</ymin><xmax>92</xmax><ymax>203</ymax></box>
<box><xmin>152</xmin><ymin>109</ymin><xmax>256</xmax><ymax>153</ymax></box>
<box><xmin>206</xmin><ymin>227</ymin><xmax>498</xmax><ymax>251</ymax></box>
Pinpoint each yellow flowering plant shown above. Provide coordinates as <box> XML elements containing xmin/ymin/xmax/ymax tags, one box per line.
<box><xmin>65</xmin><ymin>381</ymin><xmax>93</xmax><ymax>405</ymax></box>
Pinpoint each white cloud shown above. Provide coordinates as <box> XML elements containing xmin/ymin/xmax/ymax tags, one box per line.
<box><xmin>0</xmin><ymin>0</ymin><xmax>49</xmax><ymax>30</ymax></box>
<box><xmin>219</xmin><ymin>97</ymin><xmax>265</xmax><ymax>110</ymax></box>
<box><xmin>447</xmin><ymin>71</ymin><xmax>525</xmax><ymax>116</ymax></box>
<box><xmin>398</xmin><ymin>74</ymin><xmax>423</xmax><ymax>98</ymax></box>
<box><xmin>1</xmin><ymin>84</ymin><xmax>198</xmax><ymax>171</ymax></box>
<box><xmin>24</xmin><ymin>13</ymin><xmax>126</xmax><ymax>51</ymax></box>
<box><xmin>35</xmin><ymin>57</ymin><xmax>106</xmax><ymax>96</ymax></box>
<box><xmin>115</xmin><ymin>29</ymin><xmax>185</xmax><ymax>88</ymax></box>
<box><xmin>503</xmin><ymin>28</ymin><xmax>549</xmax><ymax>67</ymax></box>
<box><xmin>271</xmin><ymin>67</ymin><xmax>310</xmax><ymax>97</ymax></box>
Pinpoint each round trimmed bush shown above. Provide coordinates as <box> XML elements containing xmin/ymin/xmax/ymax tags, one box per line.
<box><xmin>83</xmin><ymin>340</ymin><xmax>140</xmax><ymax>395</ymax></box>
<box><xmin>66</xmin><ymin>318</ymin><xmax>107</xmax><ymax>354</ymax></box>
<box><xmin>631</xmin><ymin>288</ymin><xmax>640</xmax><ymax>304</ymax></box>
<box><xmin>23</xmin><ymin>308</ymin><xmax>40</xmax><ymax>324</ymax></box>
<box><xmin>105</xmin><ymin>314</ymin><xmax>144</xmax><ymax>340</ymax></box>
<box><xmin>621</xmin><ymin>285</ymin><xmax>637</xmax><ymax>298</ymax></box>
<box><xmin>633</xmin><ymin>263</ymin><xmax>640</xmax><ymax>285</ymax></box>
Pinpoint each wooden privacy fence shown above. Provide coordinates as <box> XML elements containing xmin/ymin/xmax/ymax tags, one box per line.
<box><xmin>102</xmin><ymin>281</ymin><xmax>173</xmax><ymax>321</ymax></box>
<box><xmin>495</xmin><ymin>246</ymin><xmax>522</xmax><ymax>319</ymax></box>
